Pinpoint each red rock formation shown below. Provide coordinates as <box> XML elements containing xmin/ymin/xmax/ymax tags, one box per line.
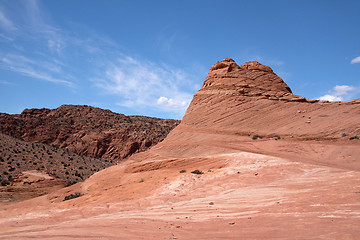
<box><xmin>182</xmin><ymin>58</ymin><xmax>360</xmax><ymax>139</ymax></box>
<box><xmin>1</xmin><ymin>58</ymin><xmax>359</xmax><ymax>239</ymax></box>
<box><xmin>203</xmin><ymin>58</ymin><xmax>292</xmax><ymax>95</ymax></box>
<box><xmin>0</xmin><ymin>105</ymin><xmax>179</xmax><ymax>161</ymax></box>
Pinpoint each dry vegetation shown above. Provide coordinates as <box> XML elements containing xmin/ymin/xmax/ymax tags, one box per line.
<box><xmin>0</xmin><ymin>105</ymin><xmax>180</xmax><ymax>161</ymax></box>
<box><xmin>0</xmin><ymin>132</ymin><xmax>113</xmax><ymax>186</ymax></box>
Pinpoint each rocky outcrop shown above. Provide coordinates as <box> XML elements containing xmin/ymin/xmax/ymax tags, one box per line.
<box><xmin>203</xmin><ymin>58</ymin><xmax>292</xmax><ymax>96</ymax></box>
<box><xmin>181</xmin><ymin>58</ymin><xmax>360</xmax><ymax>139</ymax></box>
<box><xmin>0</xmin><ymin>105</ymin><xmax>179</xmax><ymax>161</ymax></box>
<box><xmin>200</xmin><ymin>58</ymin><xmax>360</xmax><ymax>105</ymax></box>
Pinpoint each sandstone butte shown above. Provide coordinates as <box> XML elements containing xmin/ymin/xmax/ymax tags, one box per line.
<box><xmin>0</xmin><ymin>58</ymin><xmax>359</xmax><ymax>239</ymax></box>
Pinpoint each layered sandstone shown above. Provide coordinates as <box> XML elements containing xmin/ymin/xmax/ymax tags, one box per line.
<box><xmin>182</xmin><ymin>58</ymin><xmax>360</xmax><ymax>140</ymax></box>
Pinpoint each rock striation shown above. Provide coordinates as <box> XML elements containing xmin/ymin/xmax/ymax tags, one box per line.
<box><xmin>181</xmin><ymin>58</ymin><xmax>360</xmax><ymax>139</ymax></box>
<box><xmin>200</xmin><ymin>58</ymin><xmax>315</xmax><ymax>102</ymax></box>
<box><xmin>203</xmin><ymin>58</ymin><xmax>291</xmax><ymax>96</ymax></box>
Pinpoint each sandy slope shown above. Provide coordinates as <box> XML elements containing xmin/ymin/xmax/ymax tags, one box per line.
<box><xmin>1</xmin><ymin>136</ymin><xmax>359</xmax><ymax>239</ymax></box>
<box><xmin>0</xmin><ymin>59</ymin><xmax>359</xmax><ymax>239</ymax></box>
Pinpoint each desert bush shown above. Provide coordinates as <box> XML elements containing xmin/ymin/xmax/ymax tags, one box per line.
<box><xmin>252</xmin><ymin>134</ymin><xmax>263</xmax><ymax>140</ymax></box>
<box><xmin>1</xmin><ymin>180</ymin><xmax>10</xmax><ymax>186</ymax></box>
<box><xmin>180</xmin><ymin>169</ymin><xmax>186</xmax><ymax>173</ymax></box>
<box><xmin>191</xmin><ymin>169</ymin><xmax>204</xmax><ymax>174</ymax></box>
<box><xmin>349</xmin><ymin>136</ymin><xmax>359</xmax><ymax>140</ymax></box>
<box><xmin>63</xmin><ymin>192</ymin><xmax>82</xmax><ymax>201</ymax></box>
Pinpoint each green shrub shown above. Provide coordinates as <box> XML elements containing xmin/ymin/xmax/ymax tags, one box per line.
<box><xmin>63</xmin><ymin>192</ymin><xmax>82</xmax><ymax>201</ymax></box>
<box><xmin>179</xmin><ymin>169</ymin><xmax>186</xmax><ymax>173</ymax></box>
<box><xmin>191</xmin><ymin>169</ymin><xmax>203</xmax><ymax>174</ymax></box>
<box><xmin>1</xmin><ymin>180</ymin><xmax>10</xmax><ymax>186</ymax></box>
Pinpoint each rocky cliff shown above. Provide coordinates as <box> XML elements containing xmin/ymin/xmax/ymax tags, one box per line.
<box><xmin>0</xmin><ymin>105</ymin><xmax>179</xmax><ymax>161</ymax></box>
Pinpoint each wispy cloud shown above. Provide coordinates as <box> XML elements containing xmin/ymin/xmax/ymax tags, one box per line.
<box><xmin>0</xmin><ymin>0</ymin><xmax>198</xmax><ymax>118</ymax></box>
<box><xmin>0</xmin><ymin>80</ymin><xmax>11</xmax><ymax>85</ymax></box>
<box><xmin>0</xmin><ymin>0</ymin><xmax>73</xmax><ymax>86</ymax></box>
<box><xmin>351</xmin><ymin>56</ymin><xmax>360</xmax><ymax>64</ymax></box>
<box><xmin>0</xmin><ymin>8</ymin><xmax>16</xmax><ymax>31</ymax></box>
<box><xmin>94</xmin><ymin>56</ymin><xmax>193</xmax><ymax>117</ymax></box>
<box><xmin>319</xmin><ymin>85</ymin><xmax>357</xmax><ymax>101</ymax></box>
<box><xmin>1</xmin><ymin>54</ymin><xmax>73</xmax><ymax>87</ymax></box>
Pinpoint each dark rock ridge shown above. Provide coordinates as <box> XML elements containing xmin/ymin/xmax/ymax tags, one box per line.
<box><xmin>0</xmin><ymin>105</ymin><xmax>180</xmax><ymax>161</ymax></box>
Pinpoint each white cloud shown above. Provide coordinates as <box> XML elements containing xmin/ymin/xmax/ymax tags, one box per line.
<box><xmin>333</xmin><ymin>85</ymin><xmax>355</xmax><ymax>96</ymax></box>
<box><xmin>319</xmin><ymin>94</ymin><xmax>342</xmax><ymax>101</ymax></box>
<box><xmin>95</xmin><ymin>57</ymin><xmax>193</xmax><ymax>116</ymax></box>
<box><xmin>351</xmin><ymin>56</ymin><xmax>360</xmax><ymax>64</ymax></box>
<box><xmin>157</xmin><ymin>97</ymin><xmax>188</xmax><ymax>108</ymax></box>
<box><xmin>319</xmin><ymin>85</ymin><xmax>357</xmax><ymax>101</ymax></box>
<box><xmin>0</xmin><ymin>0</ymin><xmax>199</xmax><ymax>118</ymax></box>
<box><xmin>0</xmin><ymin>54</ymin><xmax>73</xmax><ymax>87</ymax></box>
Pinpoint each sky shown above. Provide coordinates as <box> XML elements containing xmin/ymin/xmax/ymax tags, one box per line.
<box><xmin>0</xmin><ymin>0</ymin><xmax>359</xmax><ymax>120</ymax></box>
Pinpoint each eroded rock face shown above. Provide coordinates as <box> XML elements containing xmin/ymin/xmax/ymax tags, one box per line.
<box><xmin>182</xmin><ymin>58</ymin><xmax>360</xmax><ymax>139</ymax></box>
<box><xmin>202</xmin><ymin>58</ymin><xmax>292</xmax><ymax>98</ymax></box>
<box><xmin>0</xmin><ymin>105</ymin><xmax>180</xmax><ymax>161</ymax></box>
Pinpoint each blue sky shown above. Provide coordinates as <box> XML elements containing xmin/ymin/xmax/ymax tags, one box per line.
<box><xmin>0</xmin><ymin>0</ymin><xmax>359</xmax><ymax>119</ymax></box>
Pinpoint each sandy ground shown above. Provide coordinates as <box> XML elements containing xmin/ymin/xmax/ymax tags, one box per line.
<box><xmin>1</xmin><ymin>139</ymin><xmax>359</xmax><ymax>239</ymax></box>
